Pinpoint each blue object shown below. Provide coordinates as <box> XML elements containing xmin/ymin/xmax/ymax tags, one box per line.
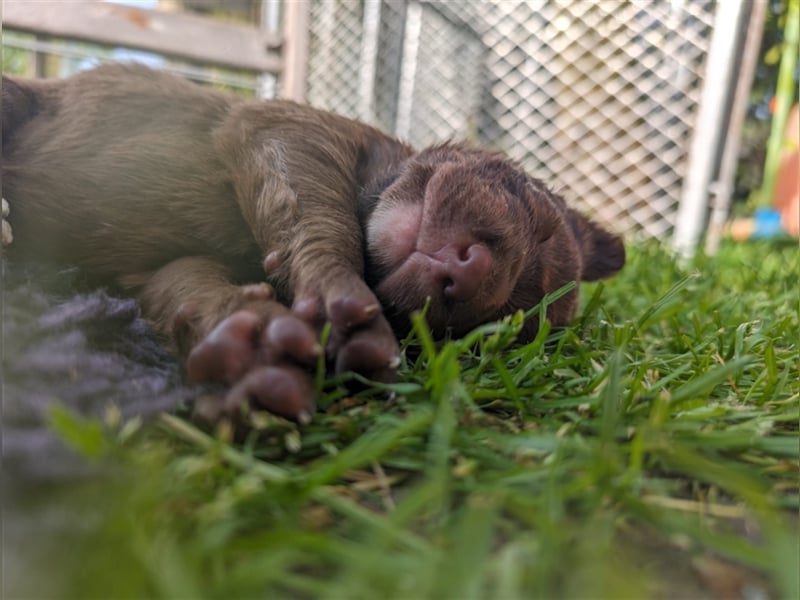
<box><xmin>751</xmin><ymin>208</ymin><xmax>784</xmax><ymax>239</ymax></box>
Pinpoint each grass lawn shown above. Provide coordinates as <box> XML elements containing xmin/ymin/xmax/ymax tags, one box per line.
<box><xmin>10</xmin><ymin>240</ymin><xmax>799</xmax><ymax>599</ymax></box>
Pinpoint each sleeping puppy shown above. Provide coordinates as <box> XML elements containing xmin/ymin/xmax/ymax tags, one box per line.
<box><xmin>2</xmin><ymin>64</ymin><xmax>625</xmax><ymax>423</ymax></box>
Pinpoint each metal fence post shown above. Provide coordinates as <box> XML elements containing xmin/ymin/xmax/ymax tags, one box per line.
<box><xmin>705</xmin><ymin>0</ymin><xmax>768</xmax><ymax>255</ymax></box>
<box><xmin>281</xmin><ymin>0</ymin><xmax>310</xmax><ymax>102</ymax></box>
<box><xmin>673</xmin><ymin>0</ymin><xmax>749</xmax><ymax>257</ymax></box>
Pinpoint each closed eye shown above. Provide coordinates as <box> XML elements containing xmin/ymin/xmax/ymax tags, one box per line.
<box><xmin>470</xmin><ymin>227</ymin><xmax>505</xmax><ymax>248</ymax></box>
<box><xmin>364</xmin><ymin>169</ymin><xmax>402</xmax><ymax>199</ymax></box>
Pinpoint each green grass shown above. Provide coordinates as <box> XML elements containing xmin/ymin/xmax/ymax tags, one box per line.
<box><xmin>15</xmin><ymin>241</ymin><xmax>800</xmax><ymax>599</ymax></box>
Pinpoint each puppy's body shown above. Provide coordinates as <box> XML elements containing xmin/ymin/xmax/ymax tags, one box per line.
<box><xmin>2</xmin><ymin>64</ymin><xmax>625</xmax><ymax>422</ymax></box>
<box><xmin>3</xmin><ymin>65</ymin><xmax>404</xmax><ymax>283</ymax></box>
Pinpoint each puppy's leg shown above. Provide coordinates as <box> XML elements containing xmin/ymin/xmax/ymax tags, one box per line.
<box><xmin>133</xmin><ymin>256</ymin><xmax>321</xmax><ymax>423</ymax></box>
<box><xmin>215</xmin><ymin>128</ymin><xmax>401</xmax><ymax>382</ymax></box>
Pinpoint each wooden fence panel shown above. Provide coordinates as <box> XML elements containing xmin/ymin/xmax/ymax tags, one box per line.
<box><xmin>3</xmin><ymin>0</ymin><xmax>283</xmax><ymax>75</ymax></box>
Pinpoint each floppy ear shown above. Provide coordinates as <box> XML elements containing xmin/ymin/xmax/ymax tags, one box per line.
<box><xmin>565</xmin><ymin>208</ymin><xmax>626</xmax><ymax>281</ymax></box>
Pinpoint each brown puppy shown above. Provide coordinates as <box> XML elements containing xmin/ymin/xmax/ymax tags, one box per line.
<box><xmin>2</xmin><ymin>64</ymin><xmax>625</xmax><ymax>423</ymax></box>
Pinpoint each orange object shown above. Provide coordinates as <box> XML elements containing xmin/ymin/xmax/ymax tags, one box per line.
<box><xmin>773</xmin><ymin>104</ymin><xmax>799</xmax><ymax>237</ymax></box>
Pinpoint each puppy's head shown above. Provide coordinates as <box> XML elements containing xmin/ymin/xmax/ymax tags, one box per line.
<box><xmin>360</xmin><ymin>143</ymin><xmax>625</xmax><ymax>340</ymax></box>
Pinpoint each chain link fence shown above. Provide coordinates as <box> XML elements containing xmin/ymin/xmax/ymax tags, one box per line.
<box><xmin>305</xmin><ymin>0</ymin><xmax>717</xmax><ymax>239</ymax></box>
<box><xmin>4</xmin><ymin>0</ymin><xmax>720</xmax><ymax>239</ymax></box>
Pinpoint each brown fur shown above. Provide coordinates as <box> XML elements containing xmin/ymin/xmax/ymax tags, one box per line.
<box><xmin>2</xmin><ymin>64</ymin><xmax>624</xmax><ymax>422</ymax></box>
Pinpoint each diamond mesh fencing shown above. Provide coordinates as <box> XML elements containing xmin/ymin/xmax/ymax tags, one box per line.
<box><xmin>304</xmin><ymin>0</ymin><xmax>716</xmax><ymax>238</ymax></box>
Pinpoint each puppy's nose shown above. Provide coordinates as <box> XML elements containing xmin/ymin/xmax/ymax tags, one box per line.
<box><xmin>436</xmin><ymin>243</ymin><xmax>492</xmax><ymax>302</ymax></box>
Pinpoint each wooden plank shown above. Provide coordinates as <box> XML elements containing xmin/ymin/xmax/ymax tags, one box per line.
<box><xmin>3</xmin><ymin>0</ymin><xmax>283</xmax><ymax>75</ymax></box>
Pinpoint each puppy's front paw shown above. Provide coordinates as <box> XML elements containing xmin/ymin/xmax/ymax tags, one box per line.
<box><xmin>187</xmin><ymin>303</ymin><xmax>321</xmax><ymax>425</ymax></box>
<box><xmin>293</xmin><ymin>277</ymin><xmax>401</xmax><ymax>383</ymax></box>
<box><xmin>2</xmin><ymin>198</ymin><xmax>12</xmax><ymax>248</ymax></box>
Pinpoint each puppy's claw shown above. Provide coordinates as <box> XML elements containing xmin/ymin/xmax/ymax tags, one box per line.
<box><xmin>329</xmin><ymin>297</ymin><xmax>383</xmax><ymax>330</ymax></box>
<box><xmin>263</xmin><ymin>251</ymin><xmax>282</xmax><ymax>274</ymax></box>
<box><xmin>2</xmin><ymin>198</ymin><xmax>12</xmax><ymax>248</ymax></box>
<box><xmin>241</xmin><ymin>282</ymin><xmax>273</xmax><ymax>300</ymax></box>
<box><xmin>297</xmin><ymin>410</ymin><xmax>312</xmax><ymax>426</ymax></box>
<box><xmin>362</xmin><ymin>303</ymin><xmax>380</xmax><ymax>320</ymax></box>
<box><xmin>1</xmin><ymin>219</ymin><xmax>13</xmax><ymax>247</ymax></box>
<box><xmin>225</xmin><ymin>366</ymin><xmax>315</xmax><ymax>423</ymax></box>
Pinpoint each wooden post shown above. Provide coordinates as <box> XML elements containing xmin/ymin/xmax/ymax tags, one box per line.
<box><xmin>281</xmin><ymin>0</ymin><xmax>310</xmax><ymax>102</ymax></box>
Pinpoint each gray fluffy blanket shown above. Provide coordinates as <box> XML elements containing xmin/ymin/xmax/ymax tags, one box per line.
<box><xmin>2</xmin><ymin>261</ymin><xmax>187</xmax><ymax>483</ymax></box>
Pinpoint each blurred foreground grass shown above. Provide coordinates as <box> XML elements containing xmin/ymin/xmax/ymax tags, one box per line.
<box><xmin>8</xmin><ymin>240</ymin><xmax>799</xmax><ymax>599</ymax></box>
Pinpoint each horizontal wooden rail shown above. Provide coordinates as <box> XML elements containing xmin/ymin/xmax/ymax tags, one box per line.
<box><xmin>3</xmin><ymin>0</ymin><xmax>283</xmax><ymax>75</ymax></box>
